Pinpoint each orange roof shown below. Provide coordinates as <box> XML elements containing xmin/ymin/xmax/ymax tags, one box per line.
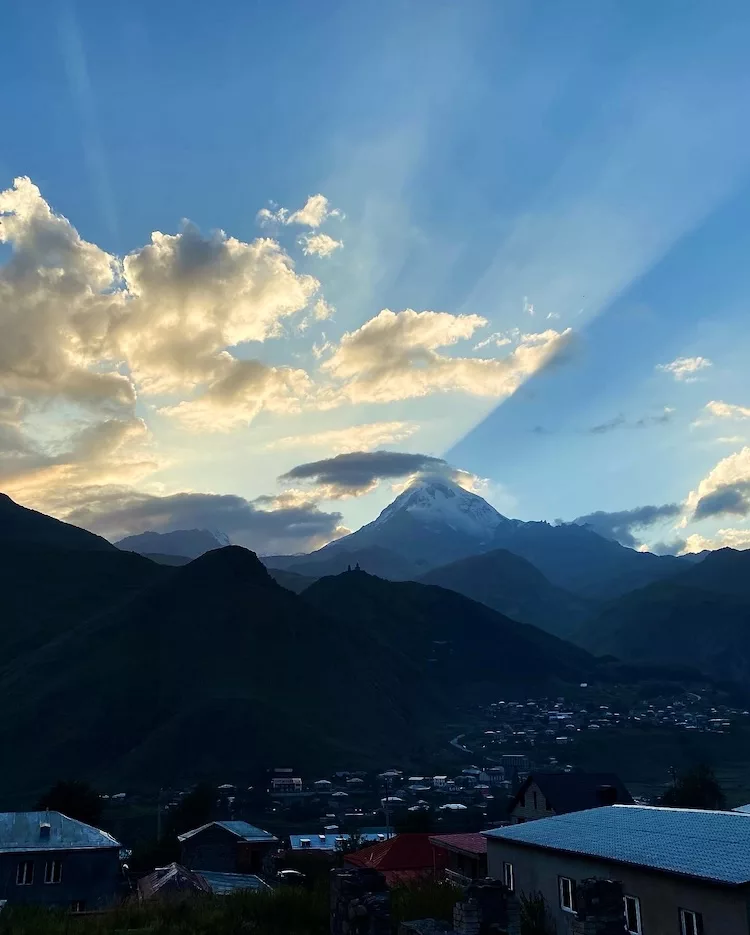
<box><xmin>429</xmin><ymin>833</ymin><xmax>487</xmax><ymax>856</ymax></box>
<box><xmin>345</xmin><ymin>834</ymin><xmax>446</xmax><ymax>873</ymax></box>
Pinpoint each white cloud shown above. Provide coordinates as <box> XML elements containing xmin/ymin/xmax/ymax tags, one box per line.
<box><xmin>299</xmin><ymin>233</ymin><xmax>343</xmax><ymax>257</ymax></box>
<box><xmin>257</xmin><ymin>194</ymin><xmax>343</xmax><ymax>229</ymax></box>
<box><xmin>320</xmin><ymin>309</ymin><xmax>573</xmax><ymax>404</ymax></box>
<box><xmin>682</xmin><ymin>528</ymin><xmax>750</xmax><ymax>553</ymax></box>
<box><xmin>473</xmin><ymin>331</ymin><xmax>513</xmax><ymax>351</ymax></box>
<box><xmin>266</xmin><ymin>421</ymin><xmax>418</xmax><ymax>454</ymax></box>
<box><xmin>523</xmin><ymin>296</ymin><xmax>535</xmax><ymax>316</ymax></box>
<box><xmin>684</xmin><ymin>446</ymin><xmax>750</xmax><ymax>522</ymax></box>
<box><xmin>699</xmin><ymin>400</ymin><xmax>750</xmax><ymax>422</ymax></box>
<box><xmin>656</xmin><ymin>356</ymin><xmax>713</xmax><ymax>382</ymax></box>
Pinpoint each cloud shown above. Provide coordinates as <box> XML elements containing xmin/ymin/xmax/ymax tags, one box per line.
<box><xmin>266</xmin><ymin>421</ymin><xmax>418</xmax><ymax>454</ymax></box>
<box><xmin>649</xmin><ymin>537</ymin><xmax>687</xmax><ymax>556</ymax></box>
<box><xmin>279</xmin><ymin>449</ymin><xmax>452</xmax><ymax>497</ymax></box>
<box><xmin>45</xmin><ymin>485</ymin><xmax>347</xmax><ymax>555</ymax></box>
<box><xmin>572</xmin><ymin>503</ymin><xmax>682</xmax><ymax>549</ymax></box>
<box><xmin>682</xmin><ymin>528</ymin><xmax>750</xmax><ymax>553</ymax></box>
<box><xmin>320</xmin><ymin>309</ymin><xmax>573</xmax><ymax>404</ymax></box>
<box><xmin>587</xmin><ymin>408</ymin><xmax>674</xmax><ymax>435</ymax></box>
<box><xmin>159</xmin><ymin>359</ymin><xmax>313</xmax><ymax>432</ymax></box>
<box><xmin>686</xmin><ymin>447</ymin><xmax>750</xmax><ymax>522</ymax></box>
<box><xmin>473</xmin><ymin>332</ymin><xmax>513</xmax><ymax>351</ymax></box>
<box><xmin>257</xmin><ymin>194</ymin><xmax>342</xmax><ymax>229</ymax></box>
<box><xmin>656</xmin><ymin>356</ymin><xmax>713</xmax><ymax>382</ymax></box>
<box><xmin>694</xmin><ymin>400</ymin><xmax>750</xmax><ymax>426</ymax></box>
<box><xmin>299</xmin><ymin>233</ymin><xmax>343</xmax><ymax>258</ymax></box>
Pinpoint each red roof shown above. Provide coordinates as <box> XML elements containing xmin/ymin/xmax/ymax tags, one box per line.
<box><xmin>429</xmin><ymin>833</ymin><xmax>487</xmax><ymax>856</ymax></box>
<box><xmin>344</xmin><ymin>834</ymin><xmax>446</xmax><ymax>878</ymax></box>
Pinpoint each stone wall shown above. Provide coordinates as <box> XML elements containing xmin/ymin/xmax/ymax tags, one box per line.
<box><xmin>330</xmin><ymin>868</ymin><xmax>391</xmax><ymax>935</ymax></box>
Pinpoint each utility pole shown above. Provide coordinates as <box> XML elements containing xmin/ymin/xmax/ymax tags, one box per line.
<box><xmin>157</xmin><ymin>788</ymin><xmax>163</xmax><ymax>842</ymax></box>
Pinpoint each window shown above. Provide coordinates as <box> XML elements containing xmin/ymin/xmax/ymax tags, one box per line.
<box><xmin>559</xmin><ymin>876</ymin><xmax>575</xmax><ymax>912</ymax></box>
<box><xmin>532</xmin><ymin>791</ymin><xmax>538</xmax><ymax>809</ymax></box>
<box><xmin>71</xmin><ymin>901</ymin><xmax>86</xmax><ymax>913</ymax></box>
<box><xmin>16</xmin><ymin>861</ymin><xmax>33</xmax><ymax>885</ymax></box>
<box><xmin>502</xmin><ymin>861</ymin><xmax>515</xmax><ymax>892</ymax></box>
<box><xmin>680</xmin><ymin>909</ymin><xmax>703</xmax><ymax>935</ymax></box>
<box><xmin>44</xmin><ymin>860</ymin><xmax>62</xmax><ymax>884</ymax></box>
<box><xmin>624</xmin><ymin>895</ymin><xmax>642</xmax><ymax>935</ymax></box>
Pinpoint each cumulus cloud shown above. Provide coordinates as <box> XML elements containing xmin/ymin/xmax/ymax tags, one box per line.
<box><xmin>266</xmin><ymin>421</ymin><xmax>418</xmax><ymax>454</ymax></box>
<box><xmin>43</xmin><ymin>485</ymin><xmax>347</xmax><ymax>555</ymax></box>
<box><xmin>682</xmin><ymin>528</ymin><xmax>750</xmax><ymax>553</ymax></box>
<box><xmin>299</xmin><ymin>233</ymin><xmax>343</xmax><ymax>257</ymax></box>
<box><xmin>320</xmin><ymin>309</ymin><xmax>573</xmax><ymax>404</ymax></box>
<box><xmin>572</xmin><ymin>503</ymin><xmax>682</xmax><ymax>549</ymax></box>
<box><xmin>656</xmin><ymin>356</ymin><xmax>713</xmax><ymax>382</ymax></box>
<box><xmin>694</xmin><ymin>400</ymin><xmax>750</xmax><ymax>425</ymax></box>
<box><xmin>257</xmin><ymin>194</ymin><xmax>342</xmax><ymax>229</ymax></box>
<box><xmin>686</xmin><ymin>447</ymin><xmax>750</xmax><ymax>522</ymax></box>
<box><xmin>278</xmin><ymin>449</ymin><xmax>452</xmax><ymax>498</ymax></box>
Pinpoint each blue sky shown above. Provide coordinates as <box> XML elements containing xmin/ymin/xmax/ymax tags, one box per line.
<box><xmin>3</xmin><ymin>0</ymin><xmax>750</xmax><ymax>554</ymax></box>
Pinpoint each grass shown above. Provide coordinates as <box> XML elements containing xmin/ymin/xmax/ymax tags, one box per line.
<box><xmin>0</xmin><ymin>879</ymin><xmax>463</xmax><ymax>935</ymax></box>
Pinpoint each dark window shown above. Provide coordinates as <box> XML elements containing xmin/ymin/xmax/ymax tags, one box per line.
<box><xmin>16</xmin><ymin>861</ymin><xmax>33</xmax><ymax>885</ymax></box>
<box><xmin>44</xmin><ymin>860</ymin><xmax>62</xmax><ymax>884</ymax></box>
<box><xmin>559</xmin><ymin>876</ymin><xmax>575</xmax><ymax>912</ymax></box>
<box><xmin>680</xmin><ymin>908</ymin><xmax>703</xmax><ymax>935</ymax></box>
<box><xmin>624</xmin><ymin>895</ymin><xmax>642</xmax><ymax>934</ymax></box>
<box><xmin>532</xmin><ymin>791</ymin><xmax>538</xmax><ymax>809</ymax></box>
<box><xmin>516</xmin><ymin>816</ymin><xmax>526</xmax><ymax>824</ymax></box>
<box><xmin>502</xmin><ymin>861</ymin><xmax>514</xmax><ymax>892</ymax></box>
<box><xmin>546</xmin><ymin>800</ymin><xmax>553</xmax><ymax>811</ymax></box>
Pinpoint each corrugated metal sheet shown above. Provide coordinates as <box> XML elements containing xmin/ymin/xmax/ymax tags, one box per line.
<box><xmin>485</xmin><ymin>804</ymin><xmax>750</xmax><ymax>885</ymax></box>
<box><xmin>0</xmin><ymin>812</ymin><xmax>120</xmax><ymax>854</ymax></box>
<box><xmin>289</xmin><ymin>832</ymin><xmax>387</xmax><ymax>851</ymax></box>
<box><xmin>178</xmin><ymin>821</ymin><xmax>277</xmax><ymax>844</ymax></box>
<box><xmin>198</xmin><ymin>871</ymin><xmax>270</xmax><ymax>894</ymax></box>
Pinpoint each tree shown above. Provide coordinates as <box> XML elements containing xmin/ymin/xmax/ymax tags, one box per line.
<box><xmin>520</xmin><ymin>892</ymin><xmax>556</xmax><ymax>935</ymax></box>
<box><xmin>36</xmin><ymin>780</ymin><xmax>102</xmax><ymax>826</ymax></box>
<box><xmin>660</xmin><ymin>764</ymin><xmax>726</xmax><ymax>810</ymax></box>
<box><xmin>166</xmin><ymin>782</ymin><xmax>216</xmax><ymax>838</ymax></box>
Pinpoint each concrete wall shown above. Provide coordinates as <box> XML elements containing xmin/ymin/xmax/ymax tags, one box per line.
<box><xmin>510</xmin><ymin>781</ymin><xmax>554</xmax><ymax>823</ymax></box>
<box><xmin>488</xmin><ymin>839</ymin><xmax>750</xmax><ymax>935</ymax></box>
<box><xmin>0</xmin><ymin>847</ymin><xmax>120</xmax><ymax>908</ymax></box>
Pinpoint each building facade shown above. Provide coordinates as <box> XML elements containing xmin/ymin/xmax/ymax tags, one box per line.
<box><xmin>178</xmin><ymin>821</ymin><xmax>278</xmax><ymax>874</ymax></box>
<box><xmin>509</xmin><ymin>772</ymin><xmax>632</xmax><ymax>824</ymax></box>
<box><xmin>0</xmin><ymin>811</ymin><xmax>121</xmax><ymax>910</ymax></box>
<box><xmin>486</xmin><ymin>805</ymin><xmax>750</xmax><ymax>935</ymax></box>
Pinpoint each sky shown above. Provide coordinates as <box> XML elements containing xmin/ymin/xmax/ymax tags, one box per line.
<box><xmin>3</xmin><ymin>0</ymin><xmax>750</xmax><ymax>555</ymax></box>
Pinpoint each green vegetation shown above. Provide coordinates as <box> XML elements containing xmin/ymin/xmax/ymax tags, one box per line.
<box><xmin>520</xmin><ymin>892</ymin><xmax>556</xmax><ymax>935</ymax></box>
<box><xmin>36</xmin><ymin>781</ymin><xmax>103</xmax><ymax>827</ymax></box>
<box><xmin>660</xmin><ymin>763</ymin><xmax>726</xmax><ymax>810</ymax></box>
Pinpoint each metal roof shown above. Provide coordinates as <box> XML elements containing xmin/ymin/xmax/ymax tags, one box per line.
<box><xmin>485</xmin><ymin>805</ymin><xmax>750</xmax><ymax>886</ymax></box>
<box><xmin>178</xmin><ymin>821</ymin><xmax>278</xmax><ymax>844</ymax></box>
<box><xmin>198</xmin><ymin>871</ymin><xmax>271</xmax><ymax>894</ymax></box>
<box><xmin>289</xmin><ymin>832</ymin><xmax>387</xmax><ymax>851</ymax></box>
<box><xmin>0</xmin><ymin>812</ymin><xmax>120</xmax><ymax>853</ymax></box>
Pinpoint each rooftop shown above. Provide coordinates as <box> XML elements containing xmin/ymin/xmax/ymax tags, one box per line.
<box><xmin>430</xmin><ymin>833</ymin><xmax>487</xmax><ymax>856</ymax></box>
<box><xmin>485</xmin><ymin>805</ymin><xmax>750</xmax><ymax>886</ymax></box>
<box><xmin>289</xmin><ymin>832</ymin><xmax>387</xmax><ymax>851</ymax></box>
<box><xmin>515</xmin><ymin>772</ymin><xmax>633</xmax><ymax>815</ymax></box>
<box><xmin>178</xmin><ymin>821</ymin><xmax>278</xmax><ymax>844</ymax></box>
<box><xmin>198</xmin><ymin>871</ymin><xmax>270</xmax><ymax>894</ymax></box>
<box><xmin>0</xmin><ymin>812</ymin><xmax>120</xmax><ymax>854</ymax></box>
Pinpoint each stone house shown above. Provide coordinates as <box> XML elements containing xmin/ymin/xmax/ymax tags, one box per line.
<box><xmin>509</xmin><ymin>771</ymin><xmax>632</xmax><ymax>823</ymax></box>
<box><xmin>178</xmin><ymin>820</ymin><xmax>277</xmax><ymax>874</ymax></box>
<box><xmin>486</xmin><ymin>804</ymin><xmax>750</xmax><ymax>935</ymax></box>
<box><xmin>0</xmin><ymin>811</ymin><xmax>121</xmax><ymax>910</ymax></box>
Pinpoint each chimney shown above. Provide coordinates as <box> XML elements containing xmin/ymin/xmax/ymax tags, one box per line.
<box><xmin>595</xmin><ymin>785</ymin><xmax>618</xmax><ymax>806</ymax></box>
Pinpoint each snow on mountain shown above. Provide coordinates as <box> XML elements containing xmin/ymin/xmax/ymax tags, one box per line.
<box><xmin>371</xmin><ymin>475</ymin><xmax>512</xmax><ymax>540</ymax></box>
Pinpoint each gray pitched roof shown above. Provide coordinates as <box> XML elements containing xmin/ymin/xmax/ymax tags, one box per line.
<box><xmin>0</xmin><ymin>812</ymin><xmax>120</xmax><ymax>853</ymax></box>
<box><xmin>198</xmin><ymin>871</ymin><xmax>271</xmax><ymax>894</ymax></box>
<box><xmin>513</xmin><ymin>772</ymin><xmax>633</xmax><ymax>815</ymax></box>
<box><xmin>485</xmin><ymin>804</ymin><xmax>750</xmax><ymax>885</ymax></box>
<box><xmin>177</xmin><ymin>820</ymin><xmax>277</xmax><ymax>844</ymax></box>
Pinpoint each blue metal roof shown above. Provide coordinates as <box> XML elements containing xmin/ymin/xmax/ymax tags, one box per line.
<box><xmin>198</xmin><ymin>871</ymin><xmax>270</xmax><ymax>895</ymax></box>
<box><xmin>289</xmin><ymin>832</ymin><xmax>388</xmax><ymax>851</ymax></box>
<box><xmin>484</xmin><ymin>805</ymin><xmax>750</xmax><ymax>885</ymax></box>
<box><xmin>0</xmin><ymin>812</ymin><xmax>120</xmax><ymax>853</ymax></box>
<box><xmin>178</xmin><ymin>821</ymin><xmax>277</xmax><ymax>844</ymax></box>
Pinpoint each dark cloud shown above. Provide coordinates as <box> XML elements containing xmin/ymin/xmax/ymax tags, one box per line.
<box><xmin>62</xmin><ymin>488</ymin><xmax>346</xmax><ymax>555</ymax></box>
<box><xmin>587</xmin><ymin>409</ymin><xmax>674</xmax><ymax>435</ymax></box>
<box><xmin>693</xmin><ymin>483</ymin><xmax>750</xmax><ymax>521</ymax></box>
<box><xmin>650</xmin><ymin>538</ymin><xmax>687</xmax><ymax>556</ymax></box>
<box><xmin>572</xmin><ymin>503</ymin><xmax>682</xmax><ymax>549</ymax></box>
<box><xmin>279</xmin><ymin>450</ymin><xmax>450</xmax><ymax>496</ymax></box>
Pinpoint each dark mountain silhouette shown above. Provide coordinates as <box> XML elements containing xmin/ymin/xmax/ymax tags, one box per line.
<box><xmin>0</xmin><ymin>493</ymin><xmax>114</xmax><ymax>551</ymax></box>
<box><xmin>267</xmin><ymin>478</ymin><xmax>685</xmax><ymax>600</ymax></box>
<box><xmin>576</xmin><ymin>548</ymin><xmax>750</xmax><ymax>682</ymax></box>
<box><xmin>116</xmin><ymin>528</ymin><xmax>230</xmax><ymax>559</ymax></box>
<box><xmin>302</xmin><ymin>568</ymin><xmax>597</xmax><ymax>692</ymax></box>
<box><xmin>415</xmin><ymin>549</ymin><xmax>594</xmax><ymax>638</ymax></box>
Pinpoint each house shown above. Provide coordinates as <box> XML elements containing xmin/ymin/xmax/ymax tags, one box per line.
<box><xmin>485</xmin><ymin>804</ymin><xmax>750</xmax><ymax>935</ymax></box>
<box><xmin>429</xmin><ymin>833</ymin><xmax>487</xmax><ymax>885</ymax></box>
<box><xmin>289</xmin><ymin>832</ymin><xmax>386</xmax><ymax>852</ymax></box>
<box><xmin>0</xmin><ymin>811</ymin><xmax>121</xmax><ymax>910</ymax></box>
<box><xmin>509</xmin><ymin>771</ymin><xmax>632</xmax><ymax>824</ymax></box>
<box><xmin>139</xmin><ymin>863</ymin><xmax>270</xmax><ymax>900</ymax></box>
<box><xmin>344</xmin><ymin>834</ymin><xmax>448</xmax><ymax>885</ymax></box>
<box><xmin>178</xmin><ymin>821</ymin><xmax>278</xmax><ymax>873</ymax></box>
<box><xmin>270</xmin><ymin>777</ymin><xmax>303</xmax><ymax>794</ymax></box>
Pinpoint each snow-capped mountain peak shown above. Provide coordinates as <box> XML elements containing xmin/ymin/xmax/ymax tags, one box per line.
<box><xmin>371</xmin><ymin>475</ymin><xmax>510</xmax><ymax>539</ymax></box>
